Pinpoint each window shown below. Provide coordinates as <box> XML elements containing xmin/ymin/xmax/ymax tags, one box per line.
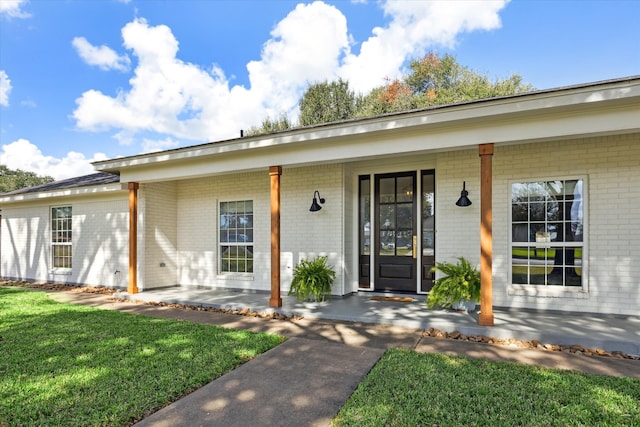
<box><xmin>219</xmin><ymin>200</ymin><xmax>253</xmax><ymax>273</ymax></box>
<box><xmin>51</xmin><ymin>206</ymin><xmax>72</xmax><ymax>269</ymax></box>
<box><xmin>511</xmin><ymin>179</ymin><xmax>584</xmax><ymax>287</ymax></box>
<box><xmin>358</xmin><ymin>176</ymin><xmax>371</xmax><ymax>289</ymax></box>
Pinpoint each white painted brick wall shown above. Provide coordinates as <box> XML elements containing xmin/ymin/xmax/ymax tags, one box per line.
<box><xmin>174</xmin><ymin>165</ymin><xmax>344</xmax><ymax>294</ymax></box>
<box><xmin>141</xmin><ymin>182</ymin><xmax>178</xmax><ymax>289</ymax></box>
<box><xmin>1</xmin><ymin>194</ymin><xmax>129</xmax><ymax>289</ymax></box>
<box><xmin>281</xmin><ymin>164</ymin><xmax>344</xmax><ymax>294</ymax></box>
<box><xmin>1</xmin><ymin>205</ymin><xmax>49</xmax><ymax>281</ymax></box>
<box><xmin>492</xmin><ymin>134</ymin><xmax>640</xmax><ymax>315</ymax></box>
<box><xmin>343</xmin><ymin>136</ymin><xmax>638</xmax><ymax>315</ymax></box>
<box><xmin>73</xmin><ymin>198</ymin><xmax>129</xmax><ymax>288</ymax></box>
<box><xmin>435</xmin><ymin>149</ymin><xmax>481</xmax><ymax>266</ymax></box>
<box><xmin>176</xmin><ymin>171</ymin><xmax>271</xmax><ymax>290</ymax></box>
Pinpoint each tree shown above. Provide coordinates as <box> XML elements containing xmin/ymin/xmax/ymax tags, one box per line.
<box><xmin>247</xmin><ymin>52</ymin><xmax>533</xmax><ymax>132</ymax></box>
<box><xmin>0</xmin><ymin>165</ymin><xmax>54</xmax><ymax>193</ymax></box>
<box><xmin>355</xmin><ymin>78</ymin><xmax>416</xmax><ymax>118</ymax></box>
<box><xmin>355</xmin><ymin>52</ymin><xmax>532</xmax><ymax>118</ymax></box>
<box><xmin>405</xmin><ymin>52</ymin><xmax>533</xmax><ymax>108</ymax></box>
<box><xmin>244</xmin><ymin>113</ymin><xmax>292</xmax><ymax>136</ymax></box>
<box><xmin>299</xmin><ymin>78</ymin><xmax>356</xmax><ymax>126</ymax></box>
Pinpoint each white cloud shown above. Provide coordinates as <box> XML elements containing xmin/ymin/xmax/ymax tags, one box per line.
<box><xmin>340</xmin><ymin>0</ymin><xmax>509</xmax><ymax>93</ymax></box>
<box><xmin>0</xmin><ymin>139</ymin><xmax>107</xmax><ymax>180</ymax></box>
<box><xmin>246</xmin><ymin>2</ymin><xmax>350</xmax><ymax>115</ymax></box>
<box><xmin>0</xmin><ymin>0</ymin><xmax>30</xmax><ymax>19</ymax></box>
<box><xmin>73</xmin><ymin>17</ymin><xmax>259</xmax><ymax>142</ymax></box>
<box><xmin>72</xmin><ymin>0</ymin><xmax>509</xmax><ymax>145</ymax></box>
<box><xmin>141</xmin><ymin>137</ymin><xmax>181</xmax><ymax>153</ymax></box>
<box><xmin>72</xmin><ymin>37</ymin><xmax>131</xmax><ymax>72</ymax></box>
<box><xmin>0</xmin><ymin>70</ymin><xmax>11</xmax><ymax>106</ymax></box>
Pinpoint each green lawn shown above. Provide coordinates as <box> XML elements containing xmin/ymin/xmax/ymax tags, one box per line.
<box><xmin>0</xmin><ymin>287</ymin><xmax>284</xmax><ymax>426</ymax></box>
<box><xmin>3</xmin><ymin>286</ymin><xmax>639</xmax><ymax>427</ymax></box>
<box><xmin>333</xmin><ymin>349</ymin><xmax>640</xmax><ymax>427</ymax></box>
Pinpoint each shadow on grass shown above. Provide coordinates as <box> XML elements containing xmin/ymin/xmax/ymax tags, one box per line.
<box><xmin>0</xmin><ymin>287</ymin><xmax>284</xmax><ymax>426</ymax></box>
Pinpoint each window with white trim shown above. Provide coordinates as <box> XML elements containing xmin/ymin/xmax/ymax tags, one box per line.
<box><xmin>51</xmin><ymin>206</ymin><xmax>72</xmax><ymax>269</ymax></box>
<box><xmin>219</xmin><ymin>200</ymin><xmax>253</xmax><ymax>273</ymax></box>
<box><xmin>510</xmin><ymin>179</ymin><xmax>584</xmax><ymax>287</ymax></box>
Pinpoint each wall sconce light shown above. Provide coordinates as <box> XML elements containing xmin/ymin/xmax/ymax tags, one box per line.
<box><xmin>455</xmin><ymin>181</ymin><xmax>472</xmax><ymax>207</ymax></box>
<box><xmin>309</xmin><ymin>190</ymin><xmax>326</xmax><ymax>212</ymax></box>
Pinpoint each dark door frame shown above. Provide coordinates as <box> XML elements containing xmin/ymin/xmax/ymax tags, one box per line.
<box><xmin>373</xmin><ymin>171</ymin><xmax>417</xmax><ymax>292</ymax></box>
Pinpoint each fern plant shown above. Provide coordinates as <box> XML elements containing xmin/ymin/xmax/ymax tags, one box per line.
<box><xmin>289</xmin><ymin>255</ymin><xmax>336</xmax><ymax>302</ymax></box>
<box><xmin>426</xmin><ymin>257</ymin><xmax>480</xmax><ymax>309</ymax></box>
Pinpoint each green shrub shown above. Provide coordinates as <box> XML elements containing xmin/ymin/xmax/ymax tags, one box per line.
<box><xmin>289</xmin><ymin>255</ymin><xmax>336</xmax><ymax>302</ymax></box>
<box><xmin>427</xmin><ymin>256</ymin><xmax>480</xmax><ymax>309</ymax></box>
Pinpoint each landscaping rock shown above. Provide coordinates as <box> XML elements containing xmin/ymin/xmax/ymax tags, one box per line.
<box><xmin>421</xmin><ymin>326</ymin><xmax>638</xmax><ymax>360</ymax></box>
<box><xmin>7</xmin><ymin>281</ymin><xmax>639</xmax><ymax>360</ymax></box>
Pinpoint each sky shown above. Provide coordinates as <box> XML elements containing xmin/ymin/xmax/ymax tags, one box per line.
<box><xmin>1</xmin><ymin>0</ymin><xmax>638</xmax><ymax>181</ymax></box>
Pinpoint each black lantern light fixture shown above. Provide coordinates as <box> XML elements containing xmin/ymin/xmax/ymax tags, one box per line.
<box><xmin>309</xmin><ymin>190</ymin><xmax>326</xmax><ymax>212</ymax></box>
<box><xmin>455</xmin><ymin>181</ymin><xmax>472</xmax><ymax>207</ymax></box>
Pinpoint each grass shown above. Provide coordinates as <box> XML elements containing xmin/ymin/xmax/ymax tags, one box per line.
<box><xmin>0</xmin><ymin>287</ymin><xmax>284</xmax><ymax>426</ymax></box>
<box><xmin>3</xmin><ymin>286</ymin><xmax>639</xmax><ymax>427</ymax></box>
<box><xmin>333</xmin><ymin>349</ymin><xmax>640</xmax><ymax>427</ymax></box>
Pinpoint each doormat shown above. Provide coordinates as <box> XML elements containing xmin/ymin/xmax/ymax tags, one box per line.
<box><xmin>371</xmin><ymin>296</ymin><xmax>415</xmax><ymax>303</ymax></box>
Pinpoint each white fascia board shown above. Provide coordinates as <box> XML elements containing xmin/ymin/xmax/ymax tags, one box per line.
<box><xmin>0</xmin><ymin>183</ymin><xmax>124</xmax><ymax>205</ymax></box>
<box><xmin>117</xmin><ymin>104</ymin><xmax>640</xmax><ymax>184</ymax></box>
<box><xmin>96</xmin><ymin>78</ymin><xmax>640</xmax><ymax>182</ymax></box>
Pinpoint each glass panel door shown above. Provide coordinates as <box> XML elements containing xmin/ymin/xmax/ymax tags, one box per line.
<box><xmin>374</xmin><ymin>172</ymin><xmax>417</xmax><ymax>292</ymax></box>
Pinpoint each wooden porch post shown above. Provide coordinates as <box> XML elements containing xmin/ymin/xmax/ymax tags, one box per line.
<box><xmin>269</xmin><ymin>166</ymin><xmax>283</xmax><ymax>307</ymax></box>
<box><xmin>128</xmin><ymin>182</ymin><xmax>139</xmax><ymax>294</ymax></box>
<box><xmin>478</xmin><ymin>144</ymin><xmax>494</xmax><ymax>326</ymax></box>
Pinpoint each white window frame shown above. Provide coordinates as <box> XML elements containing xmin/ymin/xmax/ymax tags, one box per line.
<box><xmin>218</xmin><ymin>200</ymin><xmax>254</xmax><ymax>275</ymax></box>
<box><xmin>508</xmin><ymin>176</ymin><xmax>588</xmax><ymax>295</ymax></box>
<box><xmin>51</xmin><ymin>205</ymin><xmax>72</xmax><ymax>274</ymax></box>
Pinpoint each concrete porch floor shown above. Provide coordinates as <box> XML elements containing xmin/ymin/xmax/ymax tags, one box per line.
<box><xmin>117</xmin><ymin>286</ymin><xmax>640</xmax><ymax>356</ymax></box>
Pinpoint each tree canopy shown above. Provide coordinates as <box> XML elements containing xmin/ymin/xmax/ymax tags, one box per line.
<box><xmin>298</xmin><ymin>78</ymin><xmax>356</xmax><ymax>126</ymax></box>
<box><xmin>248</xmin><ymin>52</ymin><xmax>534</xmax><ymax>132</ymax></box>
<box><xmin>404</xmin><ymin>52</ymin><xmax>533</xmax><ymax>107</ymax></box>
<box><xmin>244</xmin><ymin>113</ymin><xmax>292</xmax><ymax>137</ymax></box>
<box><xmin>0</xmin><ymin>165</ymin><xmax>54</xmax><ymax>193</ymax></box>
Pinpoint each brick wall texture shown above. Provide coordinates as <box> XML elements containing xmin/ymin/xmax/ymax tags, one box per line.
<box><xmin>2</xmin><ymin>133</ymin><xmax>638</xmax><ymax>315</ymax></box>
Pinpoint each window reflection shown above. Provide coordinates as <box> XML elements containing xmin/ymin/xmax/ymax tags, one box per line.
<box><xmin>510</xmin><ymin>179</ymin><xmax>584</xmax><ymax>287</ymax></box>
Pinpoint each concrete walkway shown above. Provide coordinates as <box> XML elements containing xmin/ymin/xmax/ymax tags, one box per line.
<box><xmin>134</xmin><ymin>338</ymin><xmax>384</xmax><ymax>427</ymax></box>
<box><xmin>116</xmin><ymin>286</ymin><xmax>640</xmax><ymax>356</ymax></box>
<box><xmin>46</xmin><ymin>289</ymin><xmax>640</xmax><ymax>427</ymax></box>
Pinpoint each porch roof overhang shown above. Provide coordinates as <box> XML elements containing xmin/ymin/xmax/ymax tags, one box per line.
<box><xmin>0</xmin><ymin>173</ymin><xmax>124</xmax><ymax>205</ymax></box>
<box><xmin>93</xmin><ymin>76</ymin><xmax>640</xmax><ymax>184</ymax></box>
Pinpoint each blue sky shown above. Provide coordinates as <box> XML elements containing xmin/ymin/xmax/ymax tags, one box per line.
<box><xmin>1</xmin><ymin>0</ymin><xmax>638</xmax><ymax>180</ymax></box>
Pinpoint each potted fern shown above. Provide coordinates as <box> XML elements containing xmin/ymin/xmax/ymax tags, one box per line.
<box><xmin>426</xmin><ymin>257</ymin><xmax>480</xmax><ymax>312</ymax></box>
<box><xmin>288</xmin><ymin>255</ymin><xmax>336</xmax><ymax>302</ymax></box>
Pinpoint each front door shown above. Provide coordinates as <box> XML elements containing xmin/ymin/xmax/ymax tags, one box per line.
<box><xmin>374</xmin><ymin>172</ymin><xmax>417</xmax><ymax>292</ymax></box>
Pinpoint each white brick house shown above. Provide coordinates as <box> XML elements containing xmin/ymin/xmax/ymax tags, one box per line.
<box><xmin>2</xmin><ymin>77</ymin><xmax>639</xmax><ymax>319</ymax></box>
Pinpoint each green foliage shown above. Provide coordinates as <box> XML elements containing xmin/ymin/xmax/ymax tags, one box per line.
<box><xmin>0</xmin><ymin>286</ymin><xmax>283</xmax><ymax>426</ymax></box>
<box><xmin>426</xmin><ymin>256</ymin><xmax>480</xmax><ymax>309</ymax></box>
<box><xmin>333</xmin><ymin>349</ymin><xmax>640</xmax><ymax>426</ymax></box>
<box><xmin>354</xmin><ymin>81</ymin><xmax>417</xmax><ymax>118</ymax></box>
<box><xmin>354</xmin><ymin>52</ymin><xmax>534</xmax><ymax>119</ymax></box>
<box><xmin>0</xmin><ymin>165</ymin><xmax>54</xmax><ymax>193</ymax></box>
<box><xmin>247</xmin><ymin>52</ymin><xmax>533</xmax><ymax>132</ymax></box>
<box><xmin>299</xmin><ymin>78</ymin><xmax>356</xmax><ymax>126</ymax></box>
<box><xmin>405</xmin><ymin>52</ymin><xmax>533</xmax><ymax>108</ymax></box>
<box><xmin>244</xmin><ymin>112</ymin><xmax>292</xmax><ymax>136</ymax></box>
<box><xmin>289</xmin><ymin>255</ymin><xmax>336</xmax><ymax>302</ymax></box>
